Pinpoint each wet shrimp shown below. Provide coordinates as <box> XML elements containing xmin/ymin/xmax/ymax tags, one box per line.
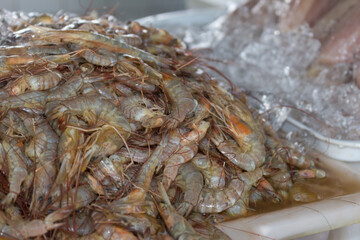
<box><xmin>56</xmin><ymin>115</ymin><xmax>84</xmax><ymax>184</ymax></box>
<box><xmin>81</xmin><ymin>48</ymin><xmax>117</xmax><ymax>67</ymax></box>
<box><xmin>210</xmin><ymin>125</ymin><xmax>257</xmax><ymax>172</ymax></box>
<box><xmin>31</xmin><ymin>27</ymin><xmax>169</xmax><ymax>67</ymax></box>
<box><xmin>256</xmin><ymin>177</ymin><xmax>282</xmax><ymax>203</ymax></box>
<box><xmin>62</xmin><ymin>210</ymin><xmax>95</xmax><ymax>236</ymax></box>
<box><xmin>119</xmin><ymin>95</ymin><xmax>165</xmax><ymax>129</ymax></box>
<box><xmin>110</xmin><ymin>189</ymin><xmax>158</xmax><ymax>217</ymax></box>
<box><xmin>191</xmin><ymin>154</ymin><xmax>225</xmax><ymax>188</ymax></box>
<box><xmin>221</xmin><ymin>167</ymin><xmax>270</xmax><ymax>220</ymax></box>
<box><xmin>113</xmin><ymin>146</ymin><xmax>152</xmax><ymax>163</ymax></box>
<box><xmin>188</xmin><ymin>213</ymin><xmax>232</xmax><ymax>240</ymax></box>
<box><xmin>156</xmin><ymin>183</ymin><xmax>207</xmax><ymax>240</ymax></box>
<box><xmin>185</xmin><ymin>97</ymin><xmax>211</xmax><ymax>126</ymax></box>
<box><xmin>0</xmin><ymin>55</ymin><xmax>38</xmax><ymax>77</ymax></box>
<box><xmin>115</xmin><ymin>76</ymin><xmax>159</xmax><ymax>93</ymax></box>
<box><xmin>96</xmin><ymin>224</ymin><xmax>138</xmax><ymax>240</ymax></box>
<box><xmin>0</xmin><ymin>45</ymin><xmax>68</xmax><ymax>56</ymax></box>
<box><xmin>52</xmin><ymin>183</ymin><xmax>97</xmax><ymax>210</ymax></box>
<box><xmin>0</xmin><ymin>91</ymin><xmax>48</xmax><ymax>111</ymax></box>
<box><xmin>0</xmin><ymin>138</ymin><xmax>28</xmax><ymax>206</ymax></box>
<box><xmin>92</xmin><ymin>82</ymin><xmax>118</xmax><ymax>103</ymax></box>
<box><xmin>135</xmin><ymin>121</ymin><xmax>209</xmax><ymax>191</ymax></box>
<box><xmin>210</xmin><ymin>86</ymin><xmax>266</xmax><ymax>168</ymax></box>
<box><xmin>162</xmin><ymin>143</ymin><xmax>198</xmax><ymax>190</ymax></box>
<box><xmin>116</xmin><ymin>33</ymin><xmax>143</xmax><ymax>47</ymax></box>
<box><xmin>0</xmin><ymin>208</ymin><xmax>70</xmax><ymax>240</ymax></box>
<box><xmin>194</xmin><ymin>178</ymin><xmax>244</xmax><ymax>214</ymax></box>
<box><xmin>46</xmin><ymin>75</ymin><xmax>84</xmax><ymax>101</ymax></box>
<box><xmin>25</xmin><ymin>120</ymin><xmax>58</xmax><ymax>212</ymax></box>
<box><xmin>109</xmin><ymin>213</ymin><xmax>161</xmax><ymax>237</ymax></box>
<box><xmin>175</xmin><ymin>162</ymin><xmax>204</xmax><ymax>217</ymax></box>
<box><xmin>0</xmin><ymin>110</ymin><xmax>30</xmax><ymax>138</ymax></box>
<box><xmin>47</xmin><ymin>95</ymin><xmax>131</xmax><ymax>134</ymax></box>
<box><xmin>7</xmin><ymin>70</ymin><xmax>62</xmax><ymax>95</ymax></box>
<box><xmin>161</xmin><ymin>74</ymin><xmax>197</xmax><ymax>129</ymax></box>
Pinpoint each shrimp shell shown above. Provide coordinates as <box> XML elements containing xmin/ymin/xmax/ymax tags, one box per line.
<box><xmin>194</xmin><ymin>178</ymin><xmax>244</xmax><ymax>213</ymax></box>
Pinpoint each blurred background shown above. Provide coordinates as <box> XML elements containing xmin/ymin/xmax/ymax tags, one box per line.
<box><xmin>0</xmin><ymin>0</ymin><xmax>191</xmax><ymax>20</ymax></box>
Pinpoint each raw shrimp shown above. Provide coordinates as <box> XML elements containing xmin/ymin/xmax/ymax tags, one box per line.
<box><xmin>113</xmin><ymin>83</ymin><xmax>134</xmax><ymax>97</ymax></box>
<box><xmin>156</xmin><ymin>183</ymin><xmax>206</xmax><ymax>240</ymax></box>
<box><xmin>256</xmin><ymin>177</ymin><xmax>282</xmax><ymax>204</ymax></box>
<box><xmin>7</xmin><ymin>70</ymin><xmax>62</xmax><ymax>95</ymax></box>
<box><xmin>95</xmin><ymin>157</ymin><xmax>127</xmax><ymax>188</ymax></box>
<box><xmin>293</xmin><ymin>169</ymin><xmax>326</xmax><ymax>179</ymax></box>
<box><xmin>0</xmin><ymin>45</ymin><xmax>68</xmax><ymax>56</ymax></box>
<box><xmin>0</xmin><ymin>110</ymin><xmax>29</xmax><ymax>138</ymax></box>
<box><xmin>210</xmin><ymin>126</ymin><xmax>257</xmax><ymax>172</ymax></box>
<box><xmin>112</xmin><ymin>146</ymin><xmax>152</xmax><ymax>163</ymax></box>
<box><xmin>185</xmin><ymin>97</ymin><xmax>211</xmax><ymax>126</ymax></box>
<box><xmin>110</xmin><ymin>189</ymin><xmax>158</xmax><ymax>217</ymax></box>
<box><xmin>223</xmin><ymin>167</ymin><xmax>269</xmax><ymax>219</ymax></box>
<box><xmin>80</xmin><ymin>62</ymin><xmax>95</xmax><ymax>76</ymax></box>
<box><xmin>63</xmin><ymin>211</ymin><xmax>95</xmax><ymax>236</ymax></box>
<box><xmin>0</xmin><ymin>55</ymin><xmax>38</xmax><ymax>77</ymax></box>
<box><xmin>81</xmin><ymin>48</ymin><xmax>117</xmax><ymax>67</ymax></box>
<box><xmin>119</xmin><ymin>95</ymin><xmax>165</xmax><ymax>129</ymax></box>
<box><xmin>47</xmin><ymin>95</ymin><xmax>131</xmax><ymax>134</ymax></box>
<box><xmin>56</xmin><ymin>116</ymin><xmax>84</xmax><ymax>184</ymax></box>
<box><xmin>191</xmin><ymin>154</ymin><xmax>225</xmax><ymax>188</ymax></box>
<box><xmin>161</xmin><ymin>75</ymin><xmax>197</xmax><ymax>129</ymax></box>
<box><xmin>175</xmin><ymin>162</ymin><xmax>204</xmax><ymax>217</ymax></box>
<box><xmin>82</xmin><ymin>125</ymin><xmax>128</xmax><ymax>172</ymax></box>
<box><xmin>115</xmin><ymin>76</ymin><xmax>159</xmax><ymax>93</ymax></box>
<box><xmin>46</xmin><ymin>75</ymin><xmax>84</xmax><ymax>101</ymax></box>
<box><xmin>0</xmin><ymin>208</ymin><xmax>70</xmax><ymax>240</ymax></box>
<box><xmin>92</xmin><ymin>82</ymin><xmax>118</xmax><ymax>103</ymax></box>
<box><xmin>116</xmin><ymin>33</ymin><xmax>143</xmax><ymax>47</ymax></box>
<box><xmin>188</xmin><ymin>213</ymin><xmax>232</xmax><ymax>240</ymax></box>
<box><xmin>109</xmin><ymin>213</ymin><xmax>161</xmax><ymax>237</ymax></box>
<box><xmin>54</xmin><ymin>184</ymin><xmax>97</xmax><ymax>209</ymax></box>
<box><xmin>31</xmin><ymin>27</ymin><xmax>169</xmax><ymax>67</ymax></box>
<box><xmin>223</xmin><ymin>105</ymin><xmax>266</xmax><ymax>168</ymax></box>
<box><xmin>0</xmin><ymin>138</ymin><xmax>28</xmax><ymax>206</ymax></box>
<box><xmin>25</xmin><ymin>120</ymin><xmax>58</xmax><ymax>212</ymax></box>
<box><xmin>96</xmin><ymin>224</ymin><xmax>138</xmax><ymax>240</ymax></box>
<box><xmin>162</xmin><ymin>143</ymin><xmax>198</xmax><ymax>190</ymax></box>
<box><xmin>194</xmin><ymin>178</ymin><xmax>244</xmax><ymax>214</ymax></box>
<box><xmin>135</xmin><ymin>121</ymin><xmax>209</xmax><ymax>190</ymax></box>
<box><xmin>267</xmin><ymin>137</ymin><xmax>315</xmax><ymax>169</ymax></box>
<box><xmin>0</xmin><ymin>91</ymin><xmax>48</xmax><ymax>111</ymax></box>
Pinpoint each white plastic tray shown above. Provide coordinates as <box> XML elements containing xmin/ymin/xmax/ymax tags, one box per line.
<box><xmin>282</xmin><ymin>117</ymin><xmax>360</xmax><ymax>162</ymax></box>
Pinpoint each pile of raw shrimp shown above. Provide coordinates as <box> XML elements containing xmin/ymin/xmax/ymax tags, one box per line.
<box><xmin>0</xmin><ymin>12</ymin><xmax>326</xmax><ymax>240</ymax></box>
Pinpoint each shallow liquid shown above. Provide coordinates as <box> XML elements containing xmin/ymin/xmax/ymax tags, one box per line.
<box><xmin>247</xmin><ymin>155</ymin><xmax>360</xmax><ymax>216</ymax></box>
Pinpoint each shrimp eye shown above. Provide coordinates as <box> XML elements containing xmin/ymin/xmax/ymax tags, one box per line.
<box><xmin>38</xmin><ymin>196</ymin><xmax>43</xmax><ymax>203</ymax></box>
<box><xmin>90</xmin><ymin>156</ymin><xmax>96</xmax><ymax>162</ymax></box>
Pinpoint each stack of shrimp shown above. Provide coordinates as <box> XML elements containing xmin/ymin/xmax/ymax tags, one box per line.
<box><xmin>0</xmin><ymin>12</ymin><xmax>325</xmax><ymax>240</ymax></box>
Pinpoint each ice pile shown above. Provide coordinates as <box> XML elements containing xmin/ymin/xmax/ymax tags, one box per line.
<box><xmin>176</xmin><ymin>2</ymin><xmax>360</xmax><ymax>140</ymax></box>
